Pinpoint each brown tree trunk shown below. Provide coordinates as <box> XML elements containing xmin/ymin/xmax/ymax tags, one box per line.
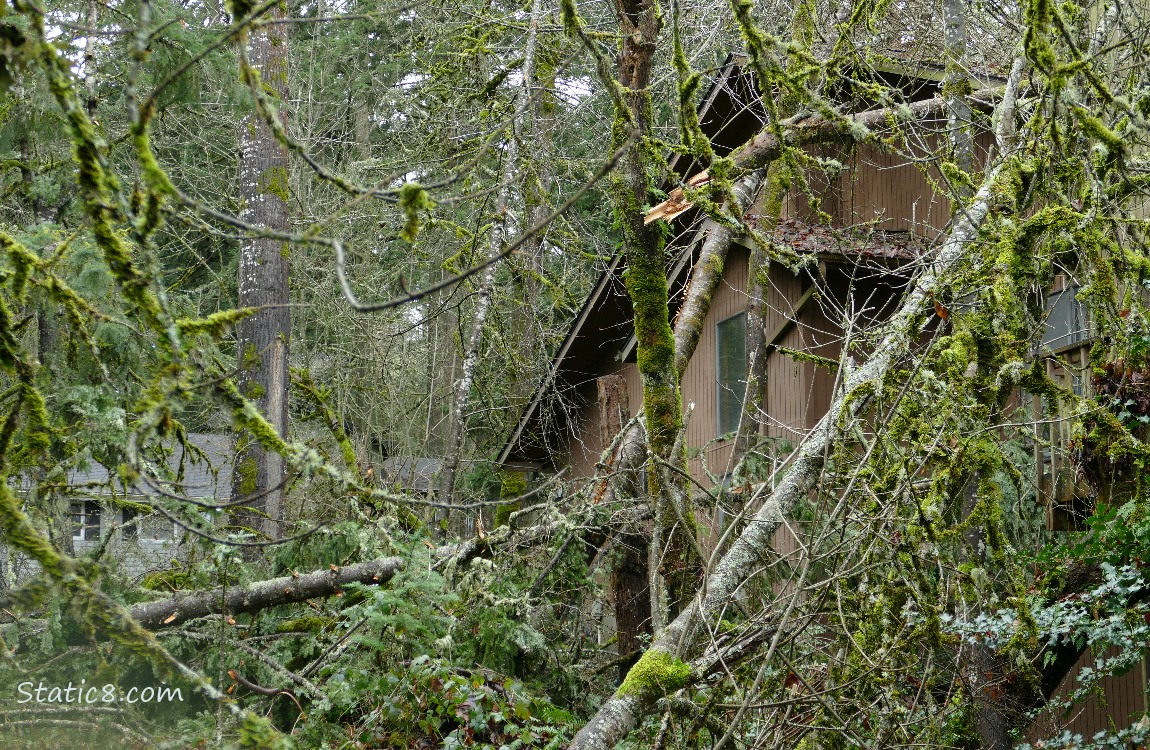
<box><xmin>612</xmin><ymin>534</ymin><xmax>652</xmax><ymax>682</ymax></box>
<box><xmin>232</xmin><ymin>10</ymin><xmax>292</xmax><ymax>542</ymax></box>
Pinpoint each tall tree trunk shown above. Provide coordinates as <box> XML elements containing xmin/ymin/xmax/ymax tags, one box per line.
<box><xmin>943</xmin><ymin>0</ymin><xmax>973</xmax><ymax>183</ymax></box>
<box><xmin>610</xmin><ymin>0</ymin><xmax>700</xmax><ymax>627</ymax></box>
<box><xmin>510</xmin><ymin>35</ymin><xmax>558</xmax><ymax>405</ymax></box>
<box><xmin>232</xmin><ymin>10</ymin><xmax>292</xmax><ymax>542</ymax></box>
<box><xmin>438</xmin><ymin>0</ymin><xmax>545</xmax><ymax>533</ymax></box>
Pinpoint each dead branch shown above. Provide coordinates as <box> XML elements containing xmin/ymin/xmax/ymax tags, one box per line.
<box><xmin>130</xmin><ymin>556</ymin><xmax>404</xmax><ymax>630</ymax></box>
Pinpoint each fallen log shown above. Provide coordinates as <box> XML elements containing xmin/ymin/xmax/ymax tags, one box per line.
<box><xmin>130</xmin><ymin>556</ymin><xmax>405</xmax><ymax>630</ymax></box>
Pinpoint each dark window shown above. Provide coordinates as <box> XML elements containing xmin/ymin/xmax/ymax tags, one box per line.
<box><xmin>71</xmin><ymin>500</ymin><xmax>101</xmax><ymax>541</ymax></box>
<box><xmin>717</xmin><ymin>313</ymin><xmax>748</xmax><ymax>436</ymax></box>
<box><xmin>122</xmin><ymin>507</ymin><xmax>137</xmax><ymax>539</ymax></box>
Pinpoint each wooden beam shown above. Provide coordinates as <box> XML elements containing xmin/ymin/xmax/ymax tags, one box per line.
<box><xmin>762</xmin><ymin>279</ymin><xmax>819</xmax><ymax>359</ymax></box>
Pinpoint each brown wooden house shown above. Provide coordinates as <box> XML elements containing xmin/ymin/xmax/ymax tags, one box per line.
<box><xmin>499</xmin><ymin>56</ymin><xmax>1001</xmax><ymax>483</ymax></box>
<box><xmin>498</xmin><ymin>57</ymin><xmax>1144</xmax><ymax>739</ymax></box>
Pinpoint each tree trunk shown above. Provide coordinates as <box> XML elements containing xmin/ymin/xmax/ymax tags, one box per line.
<box><xmin>131</xmin><ymin>557</ymin><xmax>404</xmax><ymax>630</ymax></box>
<box><xmin>610</xmin><ymin>0</ymin><xmax>702</xmax><ymax>625</ymax></box>
<box><xmin>612</xmin><ymin>532</ymin><xmax>652</xmax><ymax>683</ymax></box>
<box><xmin>943</xmin><ymin>0</ymin><xmax>973</xmax><ymax>183</ymax></box>
<box><xmin>511</xmin><ymin>35</ymin><xmax>558</xmax><ymax>404</ymax></box>
<box><xmin>438</xmin><ymin>0</ymin><xmax>545</xmax><ymax>532</ymax></box>
<box><xmin>232</xmin><ymin>10</ymin><xmax>292</xmax><ymax>542</ymax></box>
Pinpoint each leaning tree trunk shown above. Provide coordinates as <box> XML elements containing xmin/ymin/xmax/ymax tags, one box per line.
<box><xmin>232</xmin><ymin>9</ymin><xmax>291</xmax><ymax>542</ymax></box>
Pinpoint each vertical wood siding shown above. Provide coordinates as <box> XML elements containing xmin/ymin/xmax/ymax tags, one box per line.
<box><xmin>680</xmin><ymin>247</ymin><xmax>750</xmax><ymax>479</ymax></box>
<box><xmin>1027</xmin><ymin>648</ymin><xmax>1146</xmax><ymax>743</ymax></box>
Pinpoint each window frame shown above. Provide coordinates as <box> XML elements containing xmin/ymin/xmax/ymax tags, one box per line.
<box><xmin>71</xmin><ymin>499</ymin><xmax>102</xmax><ymax>542</ymax></box>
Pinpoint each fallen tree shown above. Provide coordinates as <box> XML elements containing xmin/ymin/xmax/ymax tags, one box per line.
<box><xmin>568</xmin><ymin>109</ymin><xmax>1013</xmax><ymax>750</ymax></box>
<box><xmin>130</xmin><ymin>556</ymin><xmax>405</xmax><ymax>630</ymax></box>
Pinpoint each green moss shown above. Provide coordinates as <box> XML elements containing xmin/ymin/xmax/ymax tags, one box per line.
<box><xmin>777</xmin><ymin>346</ymin><xmax>838</xmax><ymax>370</ymax></box>
<box><xmin>236</xmin><ymin>455</ymin><xmax>259</xmax><ymax>497</ymax></box>
<box><xmin>141</xmin><ymin>569</ymin><xmax>194</xmax><ymax>591</ymax></box>
<box><xmin>176</xmin><ymin>307</ymin><xmax>258</xmax><ymax>339</ymax></box>
<box><xmin>241</xmin><ymin>343</ymin><xmax>260</xmax><ymax>370</ymax></box>
<box><xmin>275</xmin><ymin>616</ymin><xmax>332</xmax><ymax>634</ymax></box>
<box><xmin>238</xmin><ymin>712</ymin><xmax>293</xmax><ymax>749</ymax></box>
<box><xmin>495</xmin><ymin>471</ymin><xmax>527</xmax><ymax>527</ymax></box>
<box><xmin>398</xmin><ymin>182</ymin><xmax>434</xmax><ymax>242</ymax></box>
<box><xmin>616</xmin><ymin>648</ymin><xmax>692</xmax><ymax>698</ymax></box>
<box><xmin>259</xmin><ymin>165</ymin><xmax>290</xmax><ymax>202</ymax></box>
<box><xmin>940</xmin><ymin>77</ymin><xmax>974</xmax><ymax>98</ymax></box>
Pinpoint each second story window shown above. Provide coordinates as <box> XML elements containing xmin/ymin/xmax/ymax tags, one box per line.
<box><xmin>717</xmin><ymin>312</ymin><xmax>748</xmax><ymax>436</ymax></box>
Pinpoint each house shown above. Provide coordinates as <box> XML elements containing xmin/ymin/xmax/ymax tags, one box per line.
<box><xmin>4</xmin><ymin>432</ymin><xmax>232</xmax><ymax>584</ymax></box>
<box><xmin>500</xmin><ymin>56</ymin><xmax>1002</xmax><ymax>482</ymax></box>
<box><xmin>498</xmin><ymin>57</ymin><xmax>1135</xmax><ymax>740</ymax></box>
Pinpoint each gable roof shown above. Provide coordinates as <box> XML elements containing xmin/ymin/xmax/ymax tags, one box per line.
<box><xmin>37</xmin><ymin>433</ymin><xmax>235</xmax><ymax>501</ymax></box>
<box><xmin>499</xmin><ymin>59</ymin><xmax>765</xmax><ymax>468</ymax></box>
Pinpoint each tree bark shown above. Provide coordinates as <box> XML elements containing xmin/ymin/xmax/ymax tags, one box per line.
<box><xmin>131</xmin><ymin>556</ymin><xmax>405</xmax><ymax>630</ymax></box>
<box><xmin>511</xmin><ymin>32</ymin><xmax>558</xmax><ymax>404</ymax></box>
<box><xmin>612</xmin><ymin>532</ymin><xmax>652</xmax><ymax>682</ymax></box>
<box><xmin>232</xmin><ymin>8</ymin><xmax>292</xmax><ymax>542</ymax></box>
<box><xmin>943</xmin><ymin>0</ymin><xmax>973</xmax><ymax>182</ymax></box>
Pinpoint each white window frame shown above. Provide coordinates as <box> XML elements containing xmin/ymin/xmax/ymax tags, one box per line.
<box><xmin>71</xmin><ymin>499</ymin><xmax>101</xmax><ymax>542</ymax></box>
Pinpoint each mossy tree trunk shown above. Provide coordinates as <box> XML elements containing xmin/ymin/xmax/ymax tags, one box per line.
<box><xmin>232</xmin><ymin>8</ymin><xmax>292</xmax><ymax>542</ymax></box>
<box><xmin>605</xmin><ymin>0</ymin><xmax>701</xmax><ymax>648</ymax></box>
<box><xmin>943</xmin><ymin>0</ymin><xmax>974</xmax><ymax>190</ymax></box>
<box><xmin>509</xmin><ymin>35</ymin><xmax>559</xmax><ymax>406</ymax></box>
